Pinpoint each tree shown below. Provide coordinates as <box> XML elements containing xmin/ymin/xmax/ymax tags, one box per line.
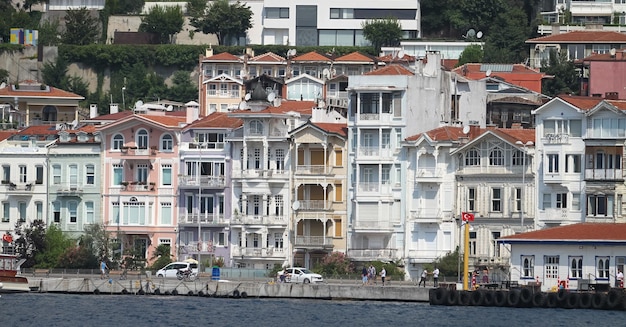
<box><xmin>37</xmin><ymin>18</ymin><xmax>62</xmax><ymax>46</ymax></box>
<box><xmin>149</xmin><ymin>244</ymin><xmax>172</xmax><ymax>270</ymax></box>
<box><xmin>190</xmin><ymin>0</ymin><xmax>252</xmax><ymax>45</ymax></box>
<box><xmin>361</xmin><ymin>17</ymin><xmax>403</xmax><ymax>53</ymax></box>
<box><xmin>186</xmin><ymin>0</ymin><xmax>207</xmax><ymax>18</ymax></box>
<box><xmin>13</xmin><ymin>220</ymin><xmax>47</xmax><ymax>268</ymax></box>
<box><xmin>139</xmin><ymin>5</ymin><xmax>184</xmax><ymax>44</ymax></box>
<box><xmin>166</xmin><ymin>70</ymin><xmax>197</xmax><ymax>102</ymax></box>
<box><xmin>541</xmin><ymin>49</ymin><xmax>579</xmax><ymax>97</ymax></box>
<box><xmin>105</xmin><ymin>0</ymin><xmax>145</xmax><ymax>15</ymax></box>
<box><xmin>62</xmin><ymin>7</ymin><xmax>100</xmax><ymax>45</ymax></box>
<box><xmin>426</xmin><ymin>247</ymin><xmax>462</xmax><ymax>281</ymax></box>
<box><xmin>482</xmin><ymin>6</ymin><xmax>530</xmax><ymax>64</ymax></box>
<box><xmin>457</xmin><ymin>44</ymin><xmax>484</xmax><ymax>66</ymax></box>
<box><xmin>312</xmin><ymin>252</ymin><xmax>355</xmax><ymax>277</ymax></box>
<box><xmin>0</xmin><ymin>69</ymin><xmax>8</xmax><ymax>84</ymax></box>
<box><xmin>35</xmin><ymin>224</ymin><xmax>74</xmax><ymax>269</ymax></box>
<box><xmin>42</xmin><ymin>56</ymin><xmax>69</xmax><ymax>88</ymax></box>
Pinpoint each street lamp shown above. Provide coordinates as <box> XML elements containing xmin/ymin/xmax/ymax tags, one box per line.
<box><xmin>121</xmin><ymin>87</ymin><xmax>126</xmax><ymax>111</ymax></box>
<box><xmin>516</xmin><ymin>141</ymin><xmax>534</xmax><ymax>228</ymax></box>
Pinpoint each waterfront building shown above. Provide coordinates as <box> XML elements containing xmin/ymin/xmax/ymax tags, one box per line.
<box><xmin>500</xmin><ymin>223</ymin><xmax>626</xmax><ymax>292</ymax></box>
<box><xmin>98</xmin><ymin>110</ymin><xmax>186</xmax><ymax>266</ymax></box>
<box><xmin>178</xmin><ymin>112</ymin><xmax>242</xmax><ymax>267</ymax></box>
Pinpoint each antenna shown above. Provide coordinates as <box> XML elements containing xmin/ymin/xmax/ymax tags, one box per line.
<box><xmin>267</xmin><ymin>92</ymin><xmax>276</xmax><ymax>102</ymax></box>
<box><xmin>462</xmin><ymin>125</ymin><xmax>470</xmax><ymax>135</ymax></box>
<box><xmin>238</xmin><ymin>101</ymin><xmax>248</xmax><ymax>110</ymax></box>
<box><xmin>486</xmin><ymin>69</ymin><xmax>492</xmax><ymax>77</ymax></box>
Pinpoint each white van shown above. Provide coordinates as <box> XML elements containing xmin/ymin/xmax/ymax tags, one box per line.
<box><xmin>156</xmin><ymin>262</ymin><xmax>199</xmax><ymax>278</ymax></box>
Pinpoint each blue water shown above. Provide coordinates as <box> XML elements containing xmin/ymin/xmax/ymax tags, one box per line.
<box><xmin>2</xmin><ymin>293</ymin><xmax>622</xmax><ymax>327</ymax></box>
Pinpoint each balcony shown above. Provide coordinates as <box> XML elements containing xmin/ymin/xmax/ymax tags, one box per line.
<box><xmin>120</xmin><ymin>146</ymin><xmax>158</xmax><ymax>157</ymax></box>
<box><xmin>296</xmin><ymin>165</ymin><xmax>327</xmax><ymax>175</ymax></box>
<box><xmin>543</xmin><ymin>133</ymin><xmax>570</xmax><ymax>145</ymax></box>
<box><xmin>411</xmin><ymin>208</ymin><xmax>441</xmax><ymax>223</ymax></box>
<box><xmin>179</xmin><ymin>241</ymin><xmax>216</xmax><ymax>253</ymax></box>
<box><xmin>415</xmin><ymin>168</ymin><xmax>443</xmax><ymax>182</ymax></box>
<box><xmin>541</xmin><ymin>208</ymin><xmax>570</xmax><ymax>222</ymax></box>
<box><xmin>407</xmin><ymin>250</ymin><xmax>443</xmax><ymax>263</ymax></box>
<box><xmin>207</xmin><ymin>90</ymin><xmax>240</xmax><ymax>98</ymax></box>
<box><xmin>347</xmin><ymin>248</ymin><xmax>398</xmax><ymax>261</ymax></box>
<box><xmin>353</xmin><ymin>220</ymin><xmax>394</xmax><ymax>231</ymax></box>
<box><xmin>231</xmin><ymin>215</ymin><xmax>287</xmax><ymax>226</ymax></box>
<box><xmin>356</xmin><ymin>146</ymin><xmax>395</xmax><ymax>159</ymax></box>
<box><xmin>356</xmin><ymin>113</ymin><xmax>395</xmax><ymax>124</ymax></box>
<box><xmin>121</xmin><ymin>182</ymin><xmax>155</xmax><ymax>192</ymax></box>
<box><xmin>356</xmin><ymin>182</ymin><xmax>396</xmax><ymax>195</ymax></box>
<box><xmin>585</xmin><ymin>168</ymin><xmax>623</xmax><ymax>181</ymax></box>
<box><xmin>296</xmin><ymin>200</ymin><xmax>330</xmax><ymax>211</ymax></box>
<box><xmin>231</xmin><ymin>247</ymin><xmax>286</xmax><ymax>258</ymax></box>
<box><xmin>293</xmin><ymin>236</ymin><xmax>334</xmax><ymax>248</ymax></box>
<box><xmin>178</xmin><ymin>175</ymin><xmax>226</xmax><ymax>188</ymax></box>
<box><xmin>232</xmin><ymin>169</ymin><xmax>289</xmax><ymax>179</ymax></box>
<box><xmin>3</xmin><ymin>181</ymin><xmax>34</xmax><ymax>194</ymax></box>
<box><xmin>56</xmin><ymin>184</ymin><xmax>83</xmax><ymax>195</ymax></box>
<box><xmin>180</xmin><ymin>214</ymin><xmax>228</xmax><ymax>225</ymax></box>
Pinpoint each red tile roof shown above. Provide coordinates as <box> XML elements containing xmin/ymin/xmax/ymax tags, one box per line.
<box><xmin>364</xmin><ymin>65</ymin><xmax>414</xmax><ymax>76</ymax></box>
<box><xmin>91</xmin><ymin>111</ymin><xmax>133</xmax><ymax>121</ymax></box>
<box><xmin>405</xmin><ymin>126</ymin><xmax>465</xmax><ymax>142</ymax></box>
<box><xmin>453</xmin><ymin>64</ymin><xmax>543</xmax><ymax>77</ymax></box>
<box><xmin>0</xmin><ymin>131</ymin><xmax>17</xmax><ymax>141</ymax></box>
<box><xmin>292</xmin><ymin>51</ymin><xmax>332</xmax><ymax>62</ymax></box>
<box><xmin>377</xmin><ymin>53</ymin><xmax>416</xmax><ymax>63</ymax></box>
<box><xmin>186</xmin><ymin>112</ymin><xmax>243</xmax><ymax>129</ymax></box>
<box><xmin>583</xmin><ymin>48</ymin><xmax>626</xmax><ymax>61</ymax></box>
<box><xmin>249</xmin><ymin>52</ymin><xmax>285</xmax><ymax>63</ymax></box>
<box><xmin>558</xmin><ymin>95</ymin><xmax>604</xmax><ymax>110</ymax></box>
<box><xmin>138</xmin><ymin>115</ymin><xmax>186</xmax><ymax>127</ymax></box>
<box><xmin>334</xmin><ymin>52</ymin><xmax>375</xmax><ymax>63</ymax></box>
<box><xmin>0</xmin><ymin>85</ymin><xmax>83</xmax><ymax>99</ymax></box>
<box><xmin>17</xmin><ymin>125</ymin><xmax>60</xmax><ymax>135</ymax></box>
<box><xmin>527</xmin><ymin>31</ymin><xmax>626</xmax><ymax>44</ymax></box>
<box><xmin>313</xmin><ymin>122</ymin><xmax>348</xmax><ymax>137</ymax></box>
<box><xmin>204</xmin><ymin>52</ymin><xmax>242</xmax><ymax>61</ymax></box>
<box><xmin>500</xmin><ymin>223</ymin><xmax>626</xmax><ymax>242</ymax></box>
<box><xmin>405</xmin><ymin>126</ymin><xmax>536</xmax><ymax>145</ymax></box>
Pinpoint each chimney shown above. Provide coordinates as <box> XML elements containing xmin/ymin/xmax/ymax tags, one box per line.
<box><xmin>110</xmin><ymin>103</ymin><xmax>119</xmax><ymax>114</ymax></box>
<box><xmin>605</xmin><ymin>92</ymin><xmax>619</xmax><ymax>100</ymax></box>
<box><xmin>469</xmin><ymin>124</ymin><xmax>480</xmax><ymax>140</ymax></box>
<box><xmin>551</xmin><ymin>24</ymin><xmax>560</xmax><ymax>35</ymax></box>
<box><xmin>205</xmin><ymin>45</ymin><xmax>213</xmax><ymax>57</ymax></box>
<box><xmin>186</xmin><ymin>103</ymin><xmax>199</xmax><ymax>124</ymax></box>
<box><xmin>89</xmin><ymin>104</ymin><xmax>98</xmax><ymax>118</ymax></box>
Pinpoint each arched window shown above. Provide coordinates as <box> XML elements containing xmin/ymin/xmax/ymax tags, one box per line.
<box><xmin>249</xmin><ymin>120</ymin><xmax>263</xmax><ymax>135</ymax></box>
<box><xmin>112</xmin><ymin>134</ymin><xmax>124</xmax><ymax>150</ymax></box>
<box><xmin>489</xmin><ymin>149</ymin><xmax>504</xmax><ymax>166</ymax></box>
<box><xmin>137</xmin><ymin>129</ymin><xmax>148</xmax><ymax>149</ymax></box>
<box><xmin>161</xmin><ymin>134</ymin><xmax>173</xmax><ymax>151</ymax></box>
<box><xmin>465</xmin><ymin>149</ymin><xmax>479</xmax><ymax>166</ymax></box>
<box><xmin>42</xmin><ymin>105</ymin><xmax>58</xmax><ymax>121</ymax></box>
<box><xmin>512</xmin><ymin>150</ymin><xmax>524</xmax><ymax>166</ymax></box>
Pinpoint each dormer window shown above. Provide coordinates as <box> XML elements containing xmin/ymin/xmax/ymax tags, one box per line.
<box><xmin>137</xmin><ymin>129</ymin><xmax>148</xmax><ymax>149</ymax></box>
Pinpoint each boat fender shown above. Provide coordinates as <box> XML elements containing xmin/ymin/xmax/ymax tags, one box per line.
<box><xmin>188</xmin><ymin>290</ymin><xmax>194</xmax><ymax>296</ymax></box>
<box><xmin>138</xmin><ymin>289</ymin><xmax>145</xmax><ymax>295</ymax></box>
<box><xmin>172</xmin><ymin>289</ymin><xmax>179</xmax><ymax>296</ymax></box>
<box><xmin>591</xmin><ymin>292</ymin><xmax>605</xmax><ymax>310</ymax></box>
<box><xmin>121</xmin><ymin>288</ymin><xmax>129</xmax><ymax>295</ymax></box>
<box><xmin>556</xmin><ymin>289</ymin><xmax>568</xmax><ymax>302</ymax></box>
<box><xmin>233</xmin><ymin>290</ymin><xmax>240</xmax><ymax>298</ymax></box>
<box><xmin>606</xmin><ymin>290</ymin><xmax>622</xmax><ymax>309</ymax></box>
<box><xmin>198</xmin><ymin>291</ymin><xmax>204</xmax><ymax>297</ymax></box>
<box><xmin>578</xmin><ymin>292</ymin><xmax>592</xmax><ymax>309</ymax></box>
<box><xmin>470</xmin><ymin>290</ymin><xmax>484</xmax><ymax>306</ymax></box>
<box><xmin>546</xmin><ymin>293</ymin><xmax>558</xmax><ymax>308</ymax></box>
<box><xmin>494</xmin><ymin>291</ymin><xmax>507</xmax><ymax>307</ymax></box>
<box><xmin>519</xmin><ymin>288</ymin><xmax>533</xmax><ymax>307</ymax></box>
<box><xmin>531</xmin><ymin>292</ymin><xmax>545</xmax><ymax>308</ymax></box>
<box><xmin>506</xmin><ymin>290</ymin><xmax>520</xmax><ymax>307</ymax></box>
<box><xmin>445</xmin><ymin>290</ymin><xmax>458</xmax><ymax>306</ymax></box>
<box><xmin>458</xmin><ymin>291</ymin><xmax>471</xmax><ymax>306</ymax></box>
<box><xmin>564</xmin><ymin>292</ymin><xmax>579</xmax><ymax>309</ymax></box>
<box><xmin>154</xmin><ymin>288</ymin><xmax>161</xmax><ymax>295</ymax></box>
<box><xmin>432</xmin><ymin>288</ymin><xmax>447</xmax><ymax>305</ymax></box>
<box><xmin>241</xmin><ymin>291</ymin><xmax>248</xmax><ymax>298</ymax></box>
<box><xmin>94</xmin><ymin>288</ymin><xmax>100</xmax><ymax>295</ymax></box>
<box><xmin>482</xmin><ymin>291</ymin><xmax>494</xmax><ymax>306</ymax></box>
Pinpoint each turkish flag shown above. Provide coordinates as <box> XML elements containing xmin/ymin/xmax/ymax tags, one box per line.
<box><xmin>462</xmin><ymin>212</ymin><xmax>475</xmax><ymax>222</ymax></box>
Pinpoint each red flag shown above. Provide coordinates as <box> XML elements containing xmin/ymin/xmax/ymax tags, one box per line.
<box><xmin>462</xmin><ymin>212</ymin><xmax>475</xmax><ymax>222</ymax></box>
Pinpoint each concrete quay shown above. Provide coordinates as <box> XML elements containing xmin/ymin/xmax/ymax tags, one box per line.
<box><xmin>27</xmin><ymin>276</ymin><xmax>431</xmax><ymax>302</ymax></box>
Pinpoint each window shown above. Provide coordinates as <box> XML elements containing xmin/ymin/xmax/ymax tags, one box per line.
<box><xmin>69</xmin><ymin>164</ymin><xmax>78</xmax><ymax>187</ymax></box>
<box><xmin>491</xmin><ymin>188</ymin><xmax>502</xmax><ymax>212</ymax></box>
<box><xmin>382</xmin><ymin>166</ymin><xmax>391</xmax><ymax>184</ymax></box>
<box><xmin>161</xmin><ymin>134</ymin><xmax>173</xmax><ymax>151</ymax></box>
<box><xmin>544</xmin><ymin>119</ymin><xmax>582</xmax><ymax>137</ymax></box>
<box><xmin>588</xmin><ymin>195</ymin><xmax>613</xmax><ymax>217</ymax></box>
<box><xmin>547</xmin><ymin>154</ymin><xmax>559</xmax><ymax>173</ymax></box>
<box><xmin>570</xmin><ymin>256</ymin><xmax>583</xmax><ymax>278</ymax></box>
<box><xmin>249</xmin><ymin>120</ymin><xmax>263</xmax><ymax>135</ymax></box>
<box><xmin>160</xmin><ymin>202</ymin><xmax>172</xmax><ymax>225</ymax></box>
<box><xmin>512</xmin><ymin>150</ymin><xmax>524</xmax><ymax>166</ymax></box>
<box><xmin>275</xmin><ymin>149</ymin><xmax>285</xmax><ymax>171</ymax></box>
<box><xmin>113</xmin><ymin>164</ymin><xmax>123</xmax><ymax>185</ymax></box>
<box><xmin>112</xmin><ymin>134</ymin><xmax>124</xmax><ymax>150</ymax></box>
<box><xmin>265</xmin><ymin>7</ymin><xmax>289</xmax><ymax>19</ymax></box>
<box><xmin>395</xmin><ymin>165</ymin><xmax>401</xmax><ymax>186</ymax></box>
<box><xmin>162</xmin><ymin>164</ymin><xmax>172</xmax><ymax>186</ymax></box>
<box><xmin>274</xmin><ymin>195</ymin><xmax>284</xmax><ymax>216</ymax></box>
<box><xmin>217</xmin><ymin>232</ymin><xmax>226</xmax><ymax>246</ymax></box>
<box><xmin>489</xmin><ymin>149</ymin><xmax>504</xmax><ymax>166</ymax></box>
<box><xmin>572</xmin><ymin>193</ymin><xmax>580</xmax><ymax>211</ymax></box>
<box><xmin>18</xmin><ymin>202</ymin><xmax>26</xmax><ymax>222</ymax></box>
<box><xmin>253</xmin><ymin>148</ymin><xmax>261</xmax><ymax>169</ymax></box>
<box><xmin>330</xmin><ymin>8</ymin><xmax>354</xmax><ymax>19</ymax></box>
<box><xmin>468</xmin><ymin>188</ymin><xmax>475</xmax><ymax>211</ymax></box>
<box><xmin>543</xmin><ymin>193</ymin><xmax>551</xmax><ymax>210</ymax></box>
<box><xmin>253</xmin><ymin>233</ymin><xmax>259</xmax><ymax>248</ymax></box>
<box><xmin>137</xmin><ymin>164</ymin><xmax>148</xmax><ymax>183</ymax></box>
<box><xmin>521</xmin><ymin>255</ymin><xmax>534</xmax><ymax>278</ymax></box>
<box><xmin>335</xmin><ymin>184</ymin><xmax>343</xmax><ymax>202</ymax></box>
<box><xmin>19</xmin><ymin>165</ymin><xmax>26</xmax><ymax>183</ymax></box>
<box><xmin>85</xmin><ymin>164</ymin><xmax>95</xmax><ymax>185</ymax></box>
<box><xmin>565</xmin><ymin>154</ymin><xmax>581</xmax><ymax>173</ymax></box>
<box><xmin>545</xmin><ymin>256</ymin><xmax>559</xmax><ymax>279</ymax></box>
<box><xmin>36</xmin><ymin>165</ymin><xmax>43</xmax><ymax>184</ymax></box>
<box><xmin>335</xmin><ymin>149</ymin><xmax>343</xmax><ymax>166</ymax></box>
<box><xmin>85</xmin><ymin>201</ymin><xmax>94</xmax><ymax>223</ymax></box>
<box><xmin>137</xmin><ymin>129</ymin><xmax>148</xmax><ymax>149</ymax></box>
<box><xmin>2</xmin><ymin>165</ymin><xmax>9</xmax><ymax>183</ymax></box>
<box><xmin>253</xmin><ymin>195</ymin><xmax>260</xmax><ymax>216</ymax></box>
<box><xmin>492</xmin><ymin>232</ymin><xmax>501</xmax><ymax>257</ymax></box>
<box><xmin>68</xmin><ymin>201</ymin><xmax>77</xmax><ymax>223</ymax></box>
<box><xmin>556</xmin><ymin>193</ymin><xmax>567</xmax><ymax>208</ymax></box>
<box><xmin>274</xmin><ymin>233</ymin><xmax>284</xmax><ymax>248</ymax></box>
<box><xmin>52</xmin><ymin>165</ymin><xmax>61</xmax><ymax>185</ymax></box>
<box><xmin>469</xmin><ymin>232</ymin><xmax>476</xmax><ymax>255</ymax></box>
<box><xmin>597</xmin><ymin>257</ymin><xmax>610</xmax><ymax>279</ymax></box>
<box><xmin>53</xmin><ymin>202</ymin><xmax>60</xmax><ymax>223</ymax></box>
<box><xmin>465</xmin><ymin>149</ymin><xmax>479</xmax><ymax>166</ymax></box>
<box><xmin>514</xmin><ymin>188</ymin><xmax>521</xmax><ymax>211</ymax></box>
<box><xmin>2</xmin><ymin>202</ymin><xmax>9</xmax><ymax>222</ymax></box>
<box><xmin>382</xmin><ymin>130</ymin><xmax>391</xmax><ymax>148</ymax></box>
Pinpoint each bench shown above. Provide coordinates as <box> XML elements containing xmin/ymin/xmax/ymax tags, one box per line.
<box><xmin>33</xmin><ymin>269</ymin><xmax>50</xmax><ymax>277</ymax></box>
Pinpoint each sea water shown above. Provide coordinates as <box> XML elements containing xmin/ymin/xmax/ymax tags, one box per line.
<box><xmin>2</xmin><ymin>293</ymin><xmax>621</xmax><ymax>327</ymax></box>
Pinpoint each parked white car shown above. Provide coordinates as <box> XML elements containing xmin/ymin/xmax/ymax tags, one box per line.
<box><xmin>277</xmin><ymin>267</ymin><xmax>324</xmax><ymax>284</ymax></box>
<box><xmin>156</xmin><ymin>262</ymin><xmax>198</xmax><ymax>278</ymax></box>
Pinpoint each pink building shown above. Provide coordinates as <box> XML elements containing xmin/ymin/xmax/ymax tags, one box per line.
<box><xmin>98</xmin><ymin>111</ymin><xmax>186</xmax><ymax>266</ymax></box>
<box><xmin>582</xmin><ymin>48</ymin><xmax>626</xmax><ymax>99</ymax></box>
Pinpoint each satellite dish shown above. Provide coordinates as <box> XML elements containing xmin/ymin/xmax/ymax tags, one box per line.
<box><xmin>0</xmin><ymin>82</ymin><xmax>5</xmax><ymax>89</ymax></box>
<box><xmin>71</xmin><ymin>119</ymin><xmax>78</xmax><ymax>129</ymax></box>
<box><xmin>610</xmin><ymin>48</ymin><xmax>617</xmax><ymax>56</ymax></box>
<box><xmin>238</xmin><ymin>101</ymin><xmax>248</xmax><ymax>110</ymax></box>
<box><xmin>322</xmin><ymin>68</ymin><xmax>330</xmax><ymax>79</ymax></box>
<box><xmin>486</xmin><ymin>69</ymin><xmax>492</xmax><ymax>77</ymax></box>
<box><xmin>462</xmin><ymin>125</ymin><xmax>470</xmax><ymax>135</ymax></box>
<box><xmin>135</xmin><ymin>100</ymin><xmax>144</xmax><ymax>108</ymax></box>
<box><xmin>267</xmin><ymin>92</ymin><xmax>276</xmax><ymax>102</ymax></box>
<box><xmin>166</xmin><ymin>105</ymin><xmax>173</xmax><ymax>111</ymax></box>
<box><xmin>244</xmin><ymin>93</ymin><xmax>251</xmax><ymax>101</ymax></box>
<box><xmin>476</xmin><ymin>31</ymin><xmax>483</xmax><ymax>39</ymax></box>
<box><xmin>288</xmin><ymin>49</ymin><xmax>297</xmax><ymax>57</ymax></box>
<box><xmin>466</xmin><ymin>29</ymin><xmax>476</xmax><ymax>38</ymax></box>
<box><xmin>398</xmin><ymin>50</ymin><xmax>405</xmax><ymax>58</ymax></box>
<box><xmin>292</xmin><ymin>201</ymin><xmax>300</xmax><ymax>211</ymax></box>
<box><xmin>318</xmin><ymin>100</ymin><xmax>326</xmax><ymax>108</ymax></box>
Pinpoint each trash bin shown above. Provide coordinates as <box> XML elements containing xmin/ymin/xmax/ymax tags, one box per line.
<box><xmin>211</xmin><ymin>266</ymin><xmax>220</xmax><ymax>281</ymax></box>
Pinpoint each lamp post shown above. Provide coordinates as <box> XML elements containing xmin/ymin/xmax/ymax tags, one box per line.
<box><xmin>121</xmin><ymin>87</ymin><xmax>126</xmax><ymax>111</ymax></box>
<box><xmin>516</xmin><ymin>141</ymin><xmax>534</xmax><ymax>228</ymax></box>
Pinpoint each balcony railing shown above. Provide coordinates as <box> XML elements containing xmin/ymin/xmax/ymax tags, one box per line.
<box><xmin>357</xmin><ymin>182</ymin><xmax>379</xmax><ymax>193</ymax></box>
<box><xmin>56</xmin><ymin>184</ymin><xmax>83</xmax><ymax>195</ymax></box>
<box><xmin>231</xmin><ymin>247</ymin><xmax>286</xmax><ymax>258</ymax></box>
<box><xmin>232</xmin><ymin>215</ymin><xmax>287</xmax><ymax>225</ymax></box>
<box><xmin>181</xmin><ymin>214</ymin><xmax>227</xmax><ymax>225</ymax></box>
<box><xmin>296</xmin><ymin>165</ymin><xmax>327</xmax><ymax>175</ymax></box>
<box><xmin>3</xmin><ymin>182</ymin><xmax>34</xmax><ymax>193</ymax></box>
<box><xmin>543</xmin><ymin>133</ymin><xmax>570</xmax><ymax>144</ymax></box>
<box><xmin>542</xmin><ymin>208</ymin><xmax>569</xmax><ymax>221</ymax></box>
<box><xmin>121</xmin><ymin>182</ymin><xmax>155</xmax><ymax>192</ymax></box>
<box><xmin>120</xmin><ymin>146</ymin><xmax>158</xmax><ymax>156</ymax></box>
<box><xmin>296</xmin><ymin>200</ymin><xmax>329</xmax><ymax>210</ymax></box>
<box><xmin>585</xmin><ymin>168</ymin><xmax>623</xmax><ymax>181</ymax></box>
<box><xmin>411</xmin><ymin>208</ymin><xmax>441</xmax><ymax>223</ymax></box>
<box><xmin>347</xmin><ymin>249</ymin><xmax>397</xmax><ymax>260</ymax></box>
<box><xmin>293</xmin><ymin>236</ymin><xmax>334</xmax><ymax>247</ymax></box>
<box><xmin>353</xmin><ymin>220</ymin><xmax>394</xmax><ymax>230</ymax></box>
<box><xmin>415</xmin><ymin>168</ymin><xmax>443</xmax><ymax>180</ymax></box>
<box><xmin>207</xmin><ymin>90</ymin><xmax>240</xmax><ymax>98</ymax></box>
<box><xmin>179</xmin><ymin>241</ymin><xmax>215</xmax><ymax>253</ymax></box>
<box><xmin>178</xmin><ymin>175</ymin><xmax>226</xmax><ymax>188</ymax></box>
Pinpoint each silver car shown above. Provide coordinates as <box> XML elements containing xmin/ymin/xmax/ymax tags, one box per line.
<box><xmin>278</xmin><ymin>267</ymin><xmax>324</xmax><ymax>284</ymax></box>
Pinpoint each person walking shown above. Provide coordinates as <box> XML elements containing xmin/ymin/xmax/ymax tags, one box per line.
<box><xmin>100</xmin><ymin>259</ymin><xmax>108</xmax><ymax>279</ymax></box>
<box><xmin>380</xmin><ymin>267</ymin><xmax>387</xmax><ymax>286</ymax></box>
<box><xmin>433</xmin><ymin>267</ymin><xmax>440</xmax><ymax>287</ymax></box>
<box><xmin>418</xmin><ymin>269</ymin><xmax>428</xmax><ymax>287</ymax></box>
<box><xmin>368</xmin><ymin>265</ymin><xmax>377</xmax><ymax>285</ymax></box>
<box><xmin>617</xmin><ymin>269</ymin><xmax>624</xmax><ymax>288</ymax></box>
<box><xmin>361</xmin><ymin>266</ymin><xmax>368</xmax><ymax>286</ymax></box>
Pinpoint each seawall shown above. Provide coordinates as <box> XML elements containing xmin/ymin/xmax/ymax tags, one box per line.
<box><xmin>28</xmin><ymin>277</ymin><xmax>430</xmax><ymax>302</ymax></box>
